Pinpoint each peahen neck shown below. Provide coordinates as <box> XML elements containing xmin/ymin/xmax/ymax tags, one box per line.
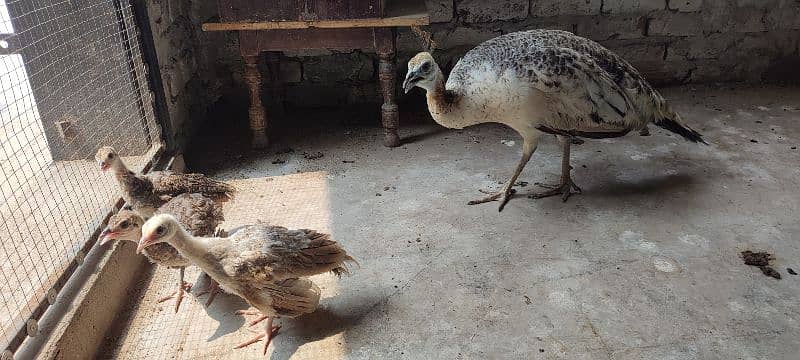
<box><xmin>424</xmin><ymin>66</ymin><xmax>470</xmax><ymax>129</ymax></box>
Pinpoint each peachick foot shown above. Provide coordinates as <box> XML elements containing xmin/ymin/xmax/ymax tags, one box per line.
<box><xmin>233</xmin><ymin>317</ymin><xmax>281</xmax><ymax>355</ymax></box>
<box><xmin>157</xmin><ymin>281</ymin><xmax>192</xmax><ymax>312</ymax></box>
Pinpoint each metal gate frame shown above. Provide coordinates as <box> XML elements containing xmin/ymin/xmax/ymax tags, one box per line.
<box><xmin>1</xmin><ymin>0</ymin><xmax>172</xmax><ymax>355</ymax></box>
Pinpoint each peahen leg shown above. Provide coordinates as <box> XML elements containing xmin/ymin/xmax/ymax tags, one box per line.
<box><xmin>468</xmin><ymin>136</ymin><xmax>539</xmax><ymax>212</ymax></box>
<box><xmin>529</xmin><ymin>135</ymin><xmax>582</xmax><ymax>202</ymax></box>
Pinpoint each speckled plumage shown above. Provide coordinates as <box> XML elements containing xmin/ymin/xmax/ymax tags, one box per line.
<box><xmin>106</xmin><ymin>193</ymin><xmax>224</xmax><ymax>268</ymax></box>
<box><xmin>95</xmin><ymin>147</ymin><xmax>235</xmax><ymax>218</ymax></box>
<box><xmin>429</xmin><ymin>29</ymin><xmax>703</xmax><ymax>139</ymax></box>
<box><xmin>205</xmin><ymin>224</ymin><xmax>354</xmax><ymax>317</ymax></box>
<box><xmin>145</xmin><ymin>217</ymin><xmax>354</xmax><ymax>318</ymax></box>
<box><xmin>404</xmin><ymin>29</ymin><xmax>705</xmax><ymax>209</ymax></box>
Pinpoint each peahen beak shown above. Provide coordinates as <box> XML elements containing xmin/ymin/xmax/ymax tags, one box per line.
<box><xmin>403</xmin><ymin>72</ymin><xmax>421</xmax><ymax>94</ymax></box>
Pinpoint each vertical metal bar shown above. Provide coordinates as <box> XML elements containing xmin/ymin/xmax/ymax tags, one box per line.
<box><xmin>129</xmin><ymin>0</ymin><xmax>175</xmax><ymax>152</ymax></box>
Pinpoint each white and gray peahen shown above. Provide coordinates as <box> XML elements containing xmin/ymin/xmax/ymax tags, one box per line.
<box><xmin>403</xmin><ymin>29</ymin><xmax>706</xmax><ymax>211</ymax></box>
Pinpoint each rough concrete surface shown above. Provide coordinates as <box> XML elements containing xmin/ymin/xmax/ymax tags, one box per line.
<box><xmin>104</xmin><ymin>85</ymin><xmax>800</xmax><ymax>359</ymax></box>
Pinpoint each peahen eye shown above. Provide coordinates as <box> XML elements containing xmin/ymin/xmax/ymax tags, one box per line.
<box><xmin>420</xmin><ymin>61</ymin><xmax>431</xmax><ymax>72</ymax></box>
<box><xmin>120</xmin><ymin>221</ymin><xmax>130</xmax><ymax>229</ymax></box>
<box><xmin>156</xmin><ymin>226</ymin><xmax>166</xmax><ymax>236</ymax></box>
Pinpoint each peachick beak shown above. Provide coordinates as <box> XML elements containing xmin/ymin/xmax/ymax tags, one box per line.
<box><xmin>99</xmin><ymin>227</ymin><xmax>116</xmax><ymax>245</ymax></box>
<box><xmin>136</xmin><ymin>234</ymin><xmax>153</xmax><ymax>254</ymax></box>
<box><xmin>99</xmin><ymin>162</ymin><xmax>109</xmax><ymax>171</ymax></box>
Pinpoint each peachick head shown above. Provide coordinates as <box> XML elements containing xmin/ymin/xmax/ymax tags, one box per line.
<box><xmin>95</xmin><ymin>146</ymin><xmax>120</xmax><ymax>172</ymax></box>
<box><xmin>138</xmin><ymin>214</ymin><xmax>180</xmax><ymax>253</ymax></box>
<box><xmin>403</xmin><ymin>52</ymin><xmax>438</xmax><ymax>94</ymax></box>
<box><xmin>100</xmin><ymin>210</ymin><xmax>145</xmax><ymax>245</ymax></box>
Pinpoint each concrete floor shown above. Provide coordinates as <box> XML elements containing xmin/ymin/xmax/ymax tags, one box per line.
<box><xmin>106</xmin><ymin>85</ymin><xmax>800</xmax><ymax>359</ymax></box>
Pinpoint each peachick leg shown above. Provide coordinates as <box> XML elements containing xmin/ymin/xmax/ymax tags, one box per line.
<box><xmin>529</xmin><ymin>135</ymin><xmax>582</xmax><ymax>201</ymax></box>
<box><xmin>157</xmin><ymin>268</ymin><xmax>191</xmax><ymax>312</ymax></box>
<box><xmin>469</xmin><ymin>137</ymin><xmax>539</xmax><ymax>212</ymax></box>
<box><xmin>195</xmin><ymin>277</ymin><xmax>221</xmax><ymax>307</ymax></box>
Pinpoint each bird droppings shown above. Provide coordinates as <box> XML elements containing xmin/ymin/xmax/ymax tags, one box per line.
<box><xmin>750</xmin><ymin>139</ymin><xmax>759</xmax><ymax>143</ymax></box>
<box><xmin>524</xmin><ymin>295</ymin><xmax>532</xmax><ymax>304</ymax></box>
<box><xmin>271</xmin><ymin>159</ymin><xmax>285</xmax><ymax>164</ymax></box>
<box><xmin>741</xmin><ymin>251</ymin><xmax>781</xmax><ymax>279</ymax></box>
<box><xmin>652</xmin><ymin>256</ymin><xmax>681</xmax><ymax>273</ymax></box>
<box><xmin>302</xmin><ymin>151</ymin><xmax>324</xmax><ymax>160</ymax></box>
<box><xmin>500</xmin><ymin>139</ymin><xmax>515</xmax><ymax>146</ymax></box>
<box><xmin>788</xmin><ymin>268</ymin><xmax>797</xmax><ymax>275</ymax></box>
<box><xmin>791</xmin><ymin>146</ymin><xmax>797</xmax><ymax>150</ymax></box>
<box><xmin>761</xmin><ymin>267</ymin><xmax>782</xmax><ymax>279</ymax></box>
<box><xmin>342</xmin><ymin>160</ymin><xmax>355</xmax><ymax>163</ymax></box>
<box><xmin>539</xmin><ymin>349</ymin><xmax>545</xmax><ymax>353</ymax></box>
<box><xmin>742</xmin><ymin>251</ymin><xmax>772</xmax><ymax>266</ymax></box>
<box><xmin>619</xmin><ymin>230</ymin><xmax>658</xmax><ymax>252</ymax></box>
<box><xmin>375</xmin><ymin>193</ymin><xmax>382</xmax><ymax>196</ymax></box>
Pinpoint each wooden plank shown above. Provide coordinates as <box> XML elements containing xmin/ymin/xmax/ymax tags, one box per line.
<box><xmin>202</xmin><ymin>15</ymin><xmax>427</xmax><ymax>31</ymax></box>
<box><xmin>239</xmin><ymin>28</ymin><xmax>377</xmax><ymax>54</ymax></box>
<box><xmin>204</xmin><ymin>0</ymin><xmax>427</xmax><ymax>31</ymax></box>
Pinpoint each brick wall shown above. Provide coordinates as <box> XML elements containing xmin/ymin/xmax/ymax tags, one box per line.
<box><xmin>148</xmin><ymin>0</ymin><xmax>800</xmax><ymax>134</ymax></box>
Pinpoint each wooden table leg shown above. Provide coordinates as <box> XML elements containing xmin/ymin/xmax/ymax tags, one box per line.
<box><xmin>243</xmin><ymin>55</ymin><xmax>269</xmax><ymax>148</ymax></box>
<box><xmin>376</xmin><ymin>28</ymin><xmax>400</xmax><ymax>147</ymax></box>
<box><xmin>265</xmin><ymin>51</ymin><xmax>285</xmax><ymax>118</ymax></box>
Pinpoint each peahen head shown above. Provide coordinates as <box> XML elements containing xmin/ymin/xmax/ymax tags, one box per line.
<box><xmin>403</xmin><ymin>52</ymin><xmax>440</xmax><ymax>94</ymax></box>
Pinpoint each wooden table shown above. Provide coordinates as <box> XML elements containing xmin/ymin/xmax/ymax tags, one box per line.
<box><xmin>203</xmin><ymin>0</ymin><xmax>429</xmax><ymax>148</ymax></box>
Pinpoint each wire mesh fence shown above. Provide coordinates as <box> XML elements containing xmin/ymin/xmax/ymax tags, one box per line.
<box><xmin>0</xmin><ymin>0</ymin><xmax>161</xmax><ymax>353</ymax></box>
